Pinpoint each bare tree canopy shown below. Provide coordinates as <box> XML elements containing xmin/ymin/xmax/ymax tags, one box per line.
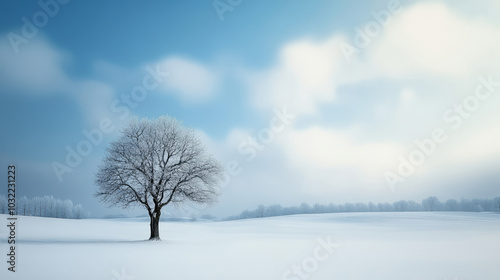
<box><xmin>95</xmin><ymin>116</ymin><xmax>224</xmax><ymax>240</ymax></box>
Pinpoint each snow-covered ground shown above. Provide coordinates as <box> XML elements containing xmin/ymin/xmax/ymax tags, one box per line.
<box><xmin>1</xmin><ymin>212</ymin><xmax>499</xmax><ymax>280</ymax></box>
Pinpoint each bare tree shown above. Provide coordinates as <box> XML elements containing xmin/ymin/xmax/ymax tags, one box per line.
<box><xmin>95</xmin><ymin>117</ymin><xmax>224</xmax><ymax>240</ymax></box>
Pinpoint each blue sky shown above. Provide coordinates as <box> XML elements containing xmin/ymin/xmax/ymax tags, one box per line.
<box><xmin>1</xmin><ymin>0</ymin><xmax>500</xmax><ymax>217</ymax></box>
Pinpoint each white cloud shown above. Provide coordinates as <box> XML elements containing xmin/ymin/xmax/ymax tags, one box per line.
<box><xmin>431</xmin><ymin>91</ymin><xmax>500</xmax><ymax>170</ymax></box>
<box><xmin>247</xmin><ymin>37</ymin><xmax>348</xmax><ymax>116</ymax></box>
<box><xmin>157</xmin><ymin>56</ymin><xmax>219</xmax><ymax>102</ymax></box>
<box><xmin>4</xmin><ymin>1</ymin><xmax>500</xmax><ymax>210</ymax></box>
<box><xmin>369</xmin><ymin>2</ymin><xmax>500</xmax><ymax>79</ymax></box>
<box><xmin>189</xmin><ymin>1</ymin><xmax>500</xmax><ymax>207</ymax></box>
<box><xmin>233</xmin><ymin>1</ymin><xmax>500</xmax><ymax>198</ymax></box>
<box><xmin>0</xmin><ymin>37</ymin><xmax>70</xmax><ymax>93</ymax></box>
<box><xmin>282</xmin><ymin>126</ymin><xmax>404</xmax><ymax>179</ymax></box>
<box><xmin>399</xmin><ymin>88</ymin><xmax>415</xmax><ymax>103</ymax></box>
<box><xmin>0</xmin><ymin>36</ymin><xmax>120</xmax><ymax>127</ymax></box>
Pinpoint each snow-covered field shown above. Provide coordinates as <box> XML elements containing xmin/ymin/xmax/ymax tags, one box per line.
<box><xmin>1</xmin><ymin>212</ymin><xmax>499</xmax><ymax>280</ymax></box>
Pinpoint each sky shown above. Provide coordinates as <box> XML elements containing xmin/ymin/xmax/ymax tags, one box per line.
<box><xmin>1</xmin><ymin>0</ymin><xmax>500</xmax><ymax>218</ymax></box>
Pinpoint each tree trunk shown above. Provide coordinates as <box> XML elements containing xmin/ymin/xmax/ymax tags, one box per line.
<box><xmin>149</xmin><ymin>210</ymin><xmax>161</xmax><ymax>240</ymax></box>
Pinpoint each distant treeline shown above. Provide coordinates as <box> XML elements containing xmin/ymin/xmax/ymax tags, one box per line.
<box><xmin>226</xmin><ymin>196</ymin><xmax>500</xmax><ymax>220</ymax></box>
<box><xmin>0</xmin><ymin>195</ymin><xmax>88</xmax><ymax>219</ymax></box>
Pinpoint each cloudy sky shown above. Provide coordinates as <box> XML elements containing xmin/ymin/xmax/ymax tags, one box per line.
<box><xmin>1</xmin><ymin>0</ymin><xmax>500</xmax><ymax>217</ymax></box>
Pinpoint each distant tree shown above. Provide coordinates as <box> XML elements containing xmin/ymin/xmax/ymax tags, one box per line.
<box><xmin>472</xmin><ymin>199</ymin><xmax>490</xmax><ymax>211</ymax></box>
<box><xmin>227</xmin><ymin>196</ymin><xmax>500</xmax><ymax>220</ymax></box>
<box><xmin>95</xmin><ymin>117</ymin><xmax>224</xmax><ymax>240</ymax></box>
<box><xmin>38</xmin><ymin>196</ymin><xmax>46</xmax><ymax>217</ymax></box>
<box><xmin>327</xmin><ymin>203</ymin><xmax>338</xmax><ymax>213</ymax></box>
<box><xmin>377</xmin><ymin>202</ymin><xmax>394</xmax><ymax>212</ymax></box>
<box><xmin>422</xmin><ymin>196</ymin><xmax>440</xmax><ymax>211</ymax></box>
<box><xmin>46</xmin><ymin>196</ymin><xmax>55</xmax><ymax>217</ymax></box>
<box><xmin>407</xmin><ymin>200</ymin><xmax>422</xmax><ymax>211</ymax></box>
<box><xmin>368</xmin><ymin>202</ymin><xmax>376</xmax><ymax>212</ymax></box>
<box><xmin>355</xmin><ymin>203</ymin><xmax>368</xmax><ymax>212</ymax></box>
<box><xmin>471</xmin><ymin>199</ymin><xmax>481</xmax><ymax>212</ymax></box>
<box><xmin>18</xmin><ymin>196</ymin><xmax>30</xmax><ymax>216</ymax></box>
<box><xmin>344</xmin><ymin>203</ymin><xmax>356</xmax><ymax>212</ymax></box>
<box><xmin>484</xmin><ymin>198</ymin><xmax>495</xmax><ymax>211</ymax></box>
<box><xmin>239</xmin><ymin>210</ymin><xmax>252</xmax><ymax>219</ymax></box>
<box><xmin>337</xmin><ymin>204</ymin><xmax>345</xmax><ymax>212</ymax></box>
<box><xmin>445</xmin><ymin>199</ymin><xmax>460</xmax><ymax>211</ymax></box>
<box><xmin>266</xmin><ymin>204</ymin><xmax>283</xmax><ymax>216</ymax></box>
<box><xmin>283</xmin><ymin>206</ymin><xmax>300</xmax><ymax>215</ymax></box>
<box><xmin>393</xmin><ymin>200</ymin><xmax>409</xmax><ymax>212</ymax></box>
<box><xmin>385</xmin><ymin>203</ymin><xmax>395</xmax><ymax>212</ymax></box>
<box><xmin>0</xmin><ymin>195</ymin><xmax>86</xmax><ymax>218</ymax></box>
<box><xmin>460</xmin><ymin>198</ymin><xmax>473</xmax><ymax>211</ymax></box>
<box><xmin>32</xmin><ymin>197</ymin><xmax>40</xmax><ymax>216</ymax></box>
<box><xmin>73</xmin><ymin>204</ymin><xmax>85</xmax><ymax>219</ymax></box>
<box><xmin>54</xmin><ymin>198</ymin><xmax>64</xmax><ymax>218</ymax></box>
<box><xmin>377</xmin><ymin>203</ymin><xmax>384</xmax><ymax>212</ymax></box>
<box><xmin>312</xmin><ymin>203</ymin><xmax>323</xmax><ymax>213</ymax></box>
<box><xmin>62</xmin><ymin>199</ymin><xmax>74</xmax><ymax>218</ymax></box>
<box><xmin>54</xmin><ymin>198</ymin><xmax>62</xmax><ymax>218</ymax></box>
<box><xmin>299</xmin><ymin>203</ymin><xmax>311</xmax><ymax>214</ymax></box>
<box><xmin>256</xmin><ymin>204</ymin><xmax>267</xmax><ymax>217</ymax></box>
